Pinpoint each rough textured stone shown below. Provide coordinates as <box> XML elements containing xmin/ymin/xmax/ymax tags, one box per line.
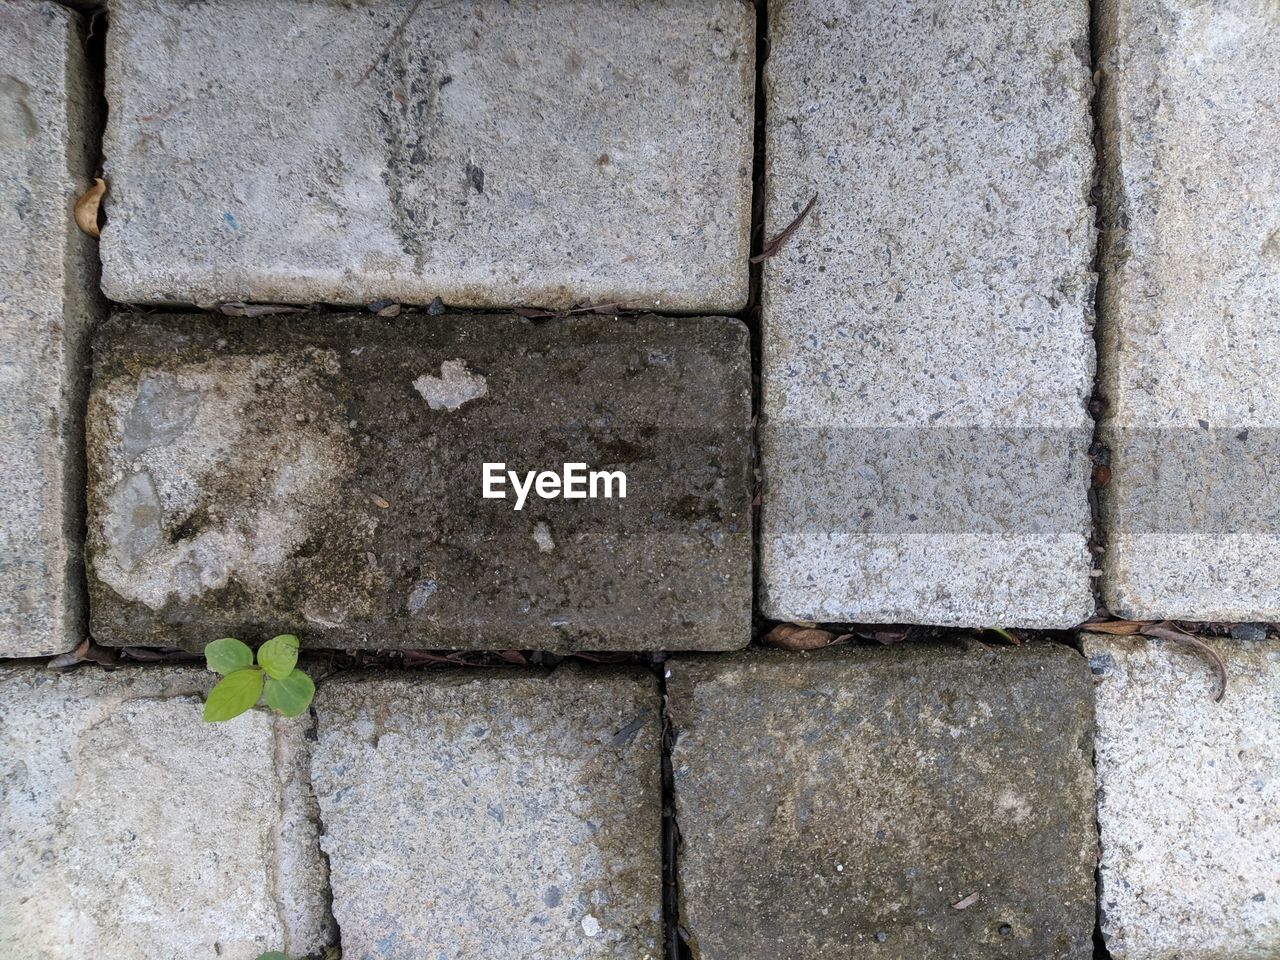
<box><xmin>312</xmin><ymin>667</ymin><xmax>662</xmax><ymax>960</ymax></box>
<box><xmin>86</xmin><ymin>312</ymin><xmax>751</xmax><ymax>651</ymax></box>
<box><xmin>1085</xmin><ymin>634</ymin><xmax>1280</xmax><ymax>959</ymax></box>
<box><xmin>1097</xmin><ymin>0</ymin><xmax>1280</xmax><ymax>620</ymax></box>
<box><xmin>0</xmin><ymin>1</ymin><xmax>99</xmax><ymax>656</ymax></box>
<box><xmin>758</xmin><ymin>0</ymin><xmax>1096</xmax><ymax>627</ymax></box>
<box><xmin>100</xmin><ymin>0</ymin><xmax>753</xmax><ymax>312</ymax></box>
<box><xmin>669</xmin><ymin>643</ymin><xmax>1096</xmax><ymax>960</ymax></box>
<box><xmin>0</xmin><ymin>666</ymin><xmax>332</xmax><ymax>959</ymax></box>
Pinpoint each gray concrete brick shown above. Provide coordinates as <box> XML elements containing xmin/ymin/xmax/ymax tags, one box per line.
<box><xmin>99</xmin><ymin>0</ymin><xmax>754</xmax><ymax>312</ymax></box>
<box><xmin>759</xmin><ymin>0</ymin><xmax>1096</xmax><ymax>628</ymax></box>
<box><xmin>0</xmin><ymin>666</ymin><xmax>332</xmax><ymax>959</ymax></box>
<box><xmin>1085</xmin><ymin>633</ymin><xmax>1280</xmax><ymax>960</ymax></box>
<box><xmin>85</xmin><ymin>312</ymin><xmax>752</xmax><ymax>651</ymax></box>
<box><xmin>0</xmin><ymin>1</ymin><xmax>99</xmax><ymax>656</ymax></box>
<box><xmin>311</xmin><ymin>668</ymin><xmax>662</xmax><ymax>960</ymax></box>
<box><xmin>1096</xmin><ymin>0</ymin><xmax>1280</xmax><ymax>620</ymax></box>
<box><xmin>669</xmin><ymin>643</ymin><xmax>1097</xmax><ymax>960</ymax></box>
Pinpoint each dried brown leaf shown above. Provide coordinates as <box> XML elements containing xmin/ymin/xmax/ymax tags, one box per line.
<box><xmin>852</xmin><ymin>626</ymin><xmax>908</xmax><ymax>645</ymax></box>
<box><xmin>763</xmin><ymin>623</ymin><xmax>840</xmax><ymax>651</ymax></box>
<box><xmin>751</xmin><ymin>192</ymin><xmax>817</xmax><ymax>263</ymax></box>
<box><xmin>1139</xmin><ymin>621</ymin><xmax>1228</xmax><ymax>702</ymax></box>
<box><xmin>121</xmin><ymin>646</ymin><xmax>197</xmax><ymax>663</ymax></box>
<box><xmin>74</xmin><ymin>178</ymin><xmax>106</xmax><ymax>238</ymax></box>
<box><xmin>46</xmin><ymin>640</ymin><xmax>89</xmax><ymax>671</ymax></box>
<box><xmin>1085</xmin><ymin>619</ymin><xmax>1151</xmax><ymax>636</ymax></box>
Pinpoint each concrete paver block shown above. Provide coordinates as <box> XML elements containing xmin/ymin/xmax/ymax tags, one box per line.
<box><xmin>0</xmin><ymin>1</ymin><xmax>100</xmax><ymax>656</ymax></box>
<box><xmin>0</xmin><ymin>666</ymin><xmax>332</xmax><ymax>959</ymax></box>
<box><xmin>85</xmin><ymin>311</ymin><xmax>752</xmax><ymax>651</ymax></box>
<box><xmin>1096</xmin><ymin>0</ymin><xmax>1280</xmax><ymax>620</ymax></box>
<box><xmin>758</xmin><ymin>0</ymin><xmax>1097</xmax><ymax>627</ymax></box>
<box><xmin>100</xmin><ymin>0</ymin><xmax>754</xmax><ymax>312</ymax></box>
<box><xmin>311</xmin><ymin>668</ymin><xmax>663</xmax><ymax>959</ymax></box>
<box><xmin>1085</xmin><ymin>633</ymin><xmax>1280</xmax><ymax>959</ymax></box>
<box><xmin>669</xmin><ymin>643</ymin><xmax>1097</xmax><ymax>959</ymax></box>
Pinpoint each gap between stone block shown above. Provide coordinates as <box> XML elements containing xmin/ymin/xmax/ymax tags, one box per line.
<box><xmin>1084</xmin><ymin>0</ymin><xmax>1112</xmax><ymax>630</ymax></box>
<box><xmin>1086</xmin><ymin>0</ymin><xmax>1115</xmax><ymax>954</ymax></box>
<box><xmin>658</xmin><ymin>661</ymin><xmax>690</xmax><ymax>960</ymax></box>
<box><xmin>746</xmin><ymin>0</ymin><xmax>770</xmax><ymax>649</ymax></box>
<box><xmin>63</xmin><ymin>2</ymin><xmax>110</xmax><ymax>662</ymax></box>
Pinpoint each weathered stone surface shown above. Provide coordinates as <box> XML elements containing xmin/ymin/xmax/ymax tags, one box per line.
<box><xmin>1085</xmin><ymin>634</ymin><xmax>1280</xmax><ymax>959</ymax></box>
<box><xmin>758</xmin><ymin>0</ymin><xmax>1096</xmax><ymax>627</ymax></box>
<box><xmin>1097</xmin><ymin>1</ymin><xmax>1280</xmax><ymax>620</ymax></box>
<box><xmin>312</xmin><ymin>667</ymin><xmax>662</xmax><ymax>959</ymax></box>
<box><xmin>86</xmin><ymin>312</ymin><xmax>751</xmax><ymax>651</ymax></box>
<box><xmin>0</xmin><ymin>666</ymin><xmax>331</xmax><ymax>959</ymax></box>
<box><xmin>0</xmin><ymin>1</ymin><xmax>99</xmax><ymax>656</ymax></box>
<box><xmin>100</xmin><ymin>0</ymin><xmax>753</xmax><ymax>312</ymax></box>
<box><xmin>669</xmin><ymin>643</ymin><xmax>1096</xmax><ymax>959</ymax></box>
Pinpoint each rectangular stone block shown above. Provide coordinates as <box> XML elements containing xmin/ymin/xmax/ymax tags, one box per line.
<box><xmin>86</xmin><ymin>311</ymin><xmax>752</xmax><ymax>651</ymax></box>
<box><xmin>1085</xmin><ymin>634</ymin><xmax>1280</xmax><ymax>959</ymax></box>
<box><xmin>100</xmin><ymin>0</ymin><xmax>754</xmax><ymax>312</ymax></box>
<box><xmin>669</xmin><ymin>643</ymin><xmax>1097</xmax><ymax>960</ymax></box>
<box><xmin>0</xmin><ymin>666</ymin><xmax>331</xmax><ymax>959</ymax></box>
<box><xmin>0</xmin><ymin>1</ymin><xmax>99</xmax><ymax>656</ymax></box>
<box><xmin>1096</xmin><ymin>0</ymin><xmax>1280</xmax><ymax>620</ymax></box>
<box><xmin>311</xmin><ymin>668</ymin><xmax>662</xmax><ymax>959</ymax></box>
<box><xmin>759</xmin><ymin>0</ymin><xmax>1096</xmax><ymax>627</ymax></box>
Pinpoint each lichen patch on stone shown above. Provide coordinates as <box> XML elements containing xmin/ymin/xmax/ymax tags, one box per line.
<box><xmin>90</xmin><ymin>351</ymin><xmax>357</xmax><ymax>611</ymax></box>
<box><xmin>413</xmin><ymin>359</ymin><xmax>488</xmax><ymax>411</ymax></box>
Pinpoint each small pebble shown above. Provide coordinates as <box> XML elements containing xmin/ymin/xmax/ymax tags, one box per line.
<box><xmin>1230</xmin><ymin>623</ymin><xmax>1268</xmax><ymax>642</ymax></box>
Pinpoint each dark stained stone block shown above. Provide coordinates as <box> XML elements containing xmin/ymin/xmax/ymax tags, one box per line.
<box><xmin>669</xmin><ymin>642</ymin><xmax>1096</xmax><ymax>960</ymax></box>
<box><xmin>87</xmin><ymin>312</ymin><xmax>751</xmax><ymax>651</ymax></box>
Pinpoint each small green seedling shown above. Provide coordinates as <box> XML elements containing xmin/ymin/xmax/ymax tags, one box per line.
<box><xmin>203</xmin><ymin>635</ymin><xmax>315</xmax><ymax>722</ymax></box>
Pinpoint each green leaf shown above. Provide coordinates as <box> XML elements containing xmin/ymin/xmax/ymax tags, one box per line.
<box><xmin>257</xmin><ymin>634</ymin><xmax>300</xmax><ymax>679</ymax></box>
<box><xmin>264</xmin><ymin>669</ymin><xmax>315</xmax><ymax>718</ymax></box>
<box><xmin>204</xmin><ymin>637</ymin><xmax>253</xmax><ymax>676</ymax></box>
<box><xmin>256</xmin><ymin>953</ymin><xmax>288</xmax><ymax>960</ymax></box>
<box><xmin>203</xmin><ymin>668</ymin><xmax>264</xmax><ymax>722</ymax></box>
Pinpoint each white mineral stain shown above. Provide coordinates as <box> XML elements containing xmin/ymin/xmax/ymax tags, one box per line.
<box><xmin>407</xmin><ymin>579</ymin><xmax>438</xmax><ymax>612</ymax></box>
<box><xmin>581</xmin><ymin>916</ymin><xmax>601</xmax><ymax>938</ymax></box>
<box><xmin>532</xmin><ymin>521</ymin><xmax>555</xmax><ymax>553</ymax></box>
<box><xmin>412</xmin><ymin>359</ymin><xmax>487</xmax><ymax>411</ymax></box>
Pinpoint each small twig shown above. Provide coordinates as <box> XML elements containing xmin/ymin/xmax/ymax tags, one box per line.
<box><xmin>1140</xmin><ymin>621</ymin><xmax>1228</xmax><ymax>702</ymax></box>
<box><xmin>513</xmin><ymin>298</ymin><xmax>643</xmax><ymax>320</ymax></box>
<box><xmin>219</xmin><ymin>302</ymin><xmax>310</xmax><ymax>317</ymax></box>
<box><xmin>751</xmin><ymin>192</ymin><xmax>818</xmax><ymax>263</ymax></box>
<box><xmin>359</xmin><ymin>0</ymin><xmax>430</xmax><ymax>83</ymax></box>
